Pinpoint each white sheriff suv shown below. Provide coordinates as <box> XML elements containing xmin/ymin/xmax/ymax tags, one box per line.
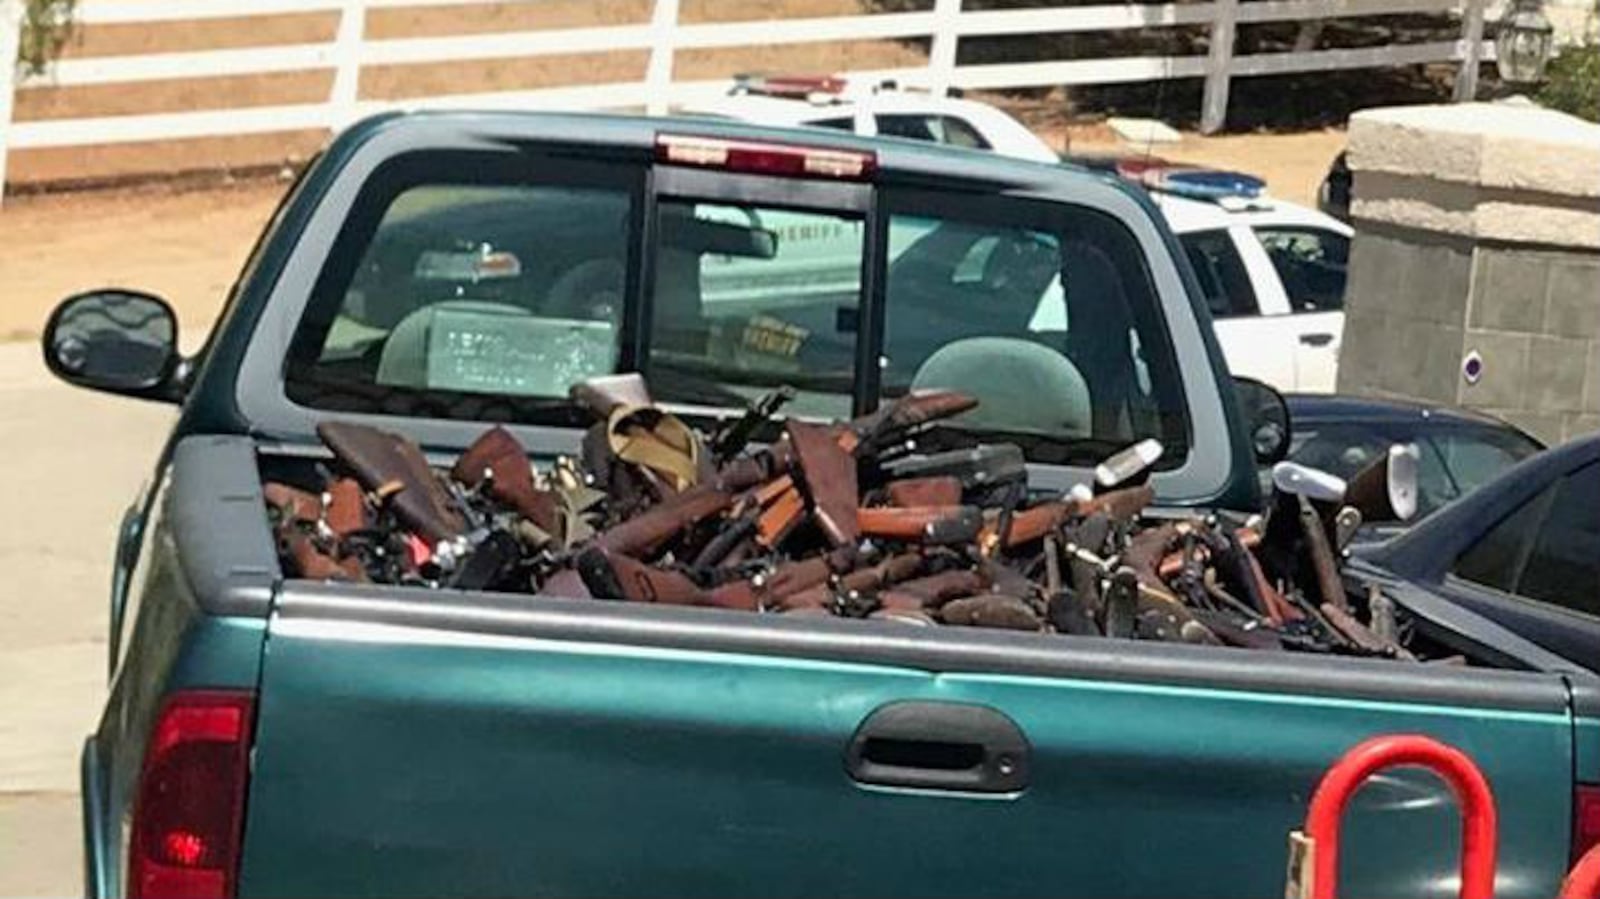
<box><xmin>689</xmin><ymin>74</ymin><xmax>1352</xmax><ymax>394</ymax></box>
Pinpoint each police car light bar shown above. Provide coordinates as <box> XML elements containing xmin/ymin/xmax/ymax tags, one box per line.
<box><xmin>656</xmin><ymin>134</ymin><xmax>876</xmax><ymax>181</ymax></box>
<box><xmin>730</xmin><ymin>73</ymin><xmax>848</xmax><ymax>99</ymax></box>
<box><xmin>1140</xmin><ymin>166</ymin><xmax>1269</xmax><ymax>205</ymax></box>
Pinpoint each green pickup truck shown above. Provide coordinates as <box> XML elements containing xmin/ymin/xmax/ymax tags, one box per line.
<box><xmin>46</xmin><ymin>111</ymin><xmax>1600</xmax><ymax>899</ymax></box>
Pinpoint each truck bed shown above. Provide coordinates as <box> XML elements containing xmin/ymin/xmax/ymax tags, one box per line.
<box><xmin>223</xmin><ymin>438</ymin><xmax>1591</xmax><ymax>897</ymax></box>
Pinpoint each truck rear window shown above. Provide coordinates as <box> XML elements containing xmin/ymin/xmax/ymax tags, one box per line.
<box><xmin>285</xmin><ymin>148</ymin><xmax>1187</xmax><ymax>466</ymax></box>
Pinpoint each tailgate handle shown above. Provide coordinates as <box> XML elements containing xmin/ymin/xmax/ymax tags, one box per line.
<box><xmin>1299</xmin><ymin>332</ymin><xmax>1335</xmax><ymax>348</ymax></box>
<box><xmin>846</xmin><ymin>701</ymin><xmax>1029</xmax><ymax>793</ymax></box>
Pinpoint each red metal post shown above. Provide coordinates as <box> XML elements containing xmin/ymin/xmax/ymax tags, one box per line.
<box><xmin>1301</xmin><ymin>735</ymin><xmax>1497</xmax><ymax>899</ymax></box>
<box><xmin>1561</xmin><ymin>843</ymin><xmax>1600</xmax><ymax>899</ymax></box>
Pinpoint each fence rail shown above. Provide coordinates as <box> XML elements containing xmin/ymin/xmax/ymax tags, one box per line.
<box><xmin>0</xmin><ymin>0</ymin><xmax>1490</xmax><ymax>201</ymax></box>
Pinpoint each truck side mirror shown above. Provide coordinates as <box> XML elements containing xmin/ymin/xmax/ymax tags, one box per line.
<box><xmin>1233</xmin><ymin>376</ymin><xmax>1291</xmax><ymax>465</ymax></box>
<box><xmin>42</xmin><ymin>289</ymin><xmax>182</xmax><ymax>401</ymax></box>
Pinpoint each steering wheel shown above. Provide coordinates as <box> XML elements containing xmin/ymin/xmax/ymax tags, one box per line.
<box><xmin>545</xmin><ymin>258</ymin><xmax>625</xmax><ymax>321</ymax></box>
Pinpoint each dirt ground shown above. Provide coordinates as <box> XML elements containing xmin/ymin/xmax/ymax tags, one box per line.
<box><xmin>0</xmin><ymin>128</ymin><xmax>1344</xmax><ymax>344</ymax></box>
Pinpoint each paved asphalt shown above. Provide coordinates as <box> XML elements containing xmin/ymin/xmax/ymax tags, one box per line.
<box><xmin>0</xmin><ymin>342</ymin><xmax>176</xmax><ymax>896</ymax></box>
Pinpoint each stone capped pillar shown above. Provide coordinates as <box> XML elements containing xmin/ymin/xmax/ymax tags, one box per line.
<box><xmin>1337</xmin><ymin>101</ymin><xmax>1600</xmax><ymax>445</ymax></box>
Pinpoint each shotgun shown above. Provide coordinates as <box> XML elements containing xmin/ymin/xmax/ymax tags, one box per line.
<box><xmin>857</xmin><ymin>506</ymin><xmax>984</xmax><ymax>545</ymax></box>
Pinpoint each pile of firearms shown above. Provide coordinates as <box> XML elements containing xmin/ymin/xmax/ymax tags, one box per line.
<box><xmin>263</xmin><ymin>374</ymin><xmax>1418</xmax><ymax>658</ymax></box>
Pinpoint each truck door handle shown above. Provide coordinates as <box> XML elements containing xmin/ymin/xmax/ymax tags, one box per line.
<box><xmin>845</xmin><ymin>701</ymin><xmax>1029</xmax><ymax>793</ymax></box>
<box><xmin>1299</xmin><ymin>332</ymin><xmax>1334</xmax><ymax>348</ymax></box>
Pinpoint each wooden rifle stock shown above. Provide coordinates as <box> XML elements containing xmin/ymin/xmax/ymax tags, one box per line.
<box><xmin>576</xmin><ymin>546</ymin><xmax>756</xmax><ymax>610</ymax></box>
<box><xmin>789</xmin><ymin>420</ymin><xmax>859</xmax><ymax>547</ymax></box>
<box><xmin>452</xmin><ymin>426</ymin><xmax>559</xmax><ymax>534</ymax></box>
<box><xmin>885</xmin><ymin>476</ymin><xmax>962</xmax><ymax>508</ymax></box>
<box><xmin>778</xmin><ymin>552</ymin><xmax>926</xmax><ymax>613</ymax></box>
<box><xmin>317</xmin><ymin>421</ymin><xmax>466</xmax><ymax>543</ymax></box>
<box><xmin>1297</xmin><ymin>495</ymin><xmax>1350</xmax><ymax>612</ymax></box>
<box><xmin>594</xmin><ymin>484</ymin><xmax>736</xmax><ymax>558</ymax></box>
<box><xmin>857</xmin><ymin>506</ymin><xmax>983</xmax><ymax>545</ymax></box>
<box><xmin>878</xmin><ymin>569</ymin><xmax>985</xmax><ymax>610</ymax></box>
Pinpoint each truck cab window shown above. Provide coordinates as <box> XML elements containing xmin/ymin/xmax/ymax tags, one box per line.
<box><xmin>646</xmin><ymin>200</ymin><xmax>863</xmax><ymax>420</ymax></box>
<box><xmin>881</xmin><ymin>199</ymin><xmax>1187</xmax><ymax>466</ymax></box>
<box><xmin>284</xmin><ymin>154</ymin><xmax>639</xmax><ymax>422</ymax></box>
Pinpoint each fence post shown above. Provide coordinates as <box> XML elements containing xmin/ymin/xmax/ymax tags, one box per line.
<box><xmin>927</xmin><ymin>0</ymin><xmax>962</xmax><ymax>96</ymax></box>
<box><xmin>1200</xmin><ymin>0</ymin><xmax>1238</xmax><ymax>134</ymax></box>
<box><xmin>328</xmin><ymin>0</ymin><xmax>365</xmax><ymax>129</ymax></box>
<box><xmin>0</xmin><ymin>0</ymin><xmax>23</xmax><ymax>207</ymax></box>
<box><xmin>644</xmin><ymin>0</ymin><xmax>680</xmax><ymax>116</ymax></box>
<box><xmin>1454</xmin><ymin>0</ymin><xmax>1486</xmax><ymax>101</ymax></box>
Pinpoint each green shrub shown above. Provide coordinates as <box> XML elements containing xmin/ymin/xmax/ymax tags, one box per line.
<box><xmin>18</xmin><ymin>0</ymin><xmax>76</xmax><ymax>75</ymax></box>
<box><xmin>1537</xmin><ymin>41</ymin><xmax>1600</xmax><ymax>122</ymax></box>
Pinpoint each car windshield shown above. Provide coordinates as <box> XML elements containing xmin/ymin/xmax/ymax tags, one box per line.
<box><xmin>283</xmin><ymin>149</ymin><xmax>1189</xmax><ymax>467</ymax></box>
<box><xmin>1285</xmin><ymin>418</ymin><xmax>1541</xmax><ymax>518</ymax></box>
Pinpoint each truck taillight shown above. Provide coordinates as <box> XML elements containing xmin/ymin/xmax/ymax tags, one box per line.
<box><xmin>656</xmin><ymin>134</ymin><xmax>876</xmax><ymax>181</ymax></box>
<box><xmin>1576</xmin><ymin>785</ymin><xmax>1600</xmax><ymax>864</ymax></box>
<box><xmin>129</xmin><ymin>691</ymin><xmax>254</xmax><ymax>899</ymax></box>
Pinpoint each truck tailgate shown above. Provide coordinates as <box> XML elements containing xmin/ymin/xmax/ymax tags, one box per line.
<box><xmin>240</xmin><ymin>584</ymin><xmax>1577</xmax><ymax>898</ymax></box>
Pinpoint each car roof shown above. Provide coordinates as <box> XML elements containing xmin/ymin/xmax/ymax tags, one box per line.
<box><xmin>1285</xmin><ymin>392</ymin><xmax>1542</xmax><ymax>442</ymax></box>
<box><xmin>1152</xmin><ymin>190</ymin><xmax>1352</xmax><ymax>235</ymax></box>
<box><xmin>687</xmin><ymin>88</ymin><xmax>1011</xmax><ymax>118</ymax></box>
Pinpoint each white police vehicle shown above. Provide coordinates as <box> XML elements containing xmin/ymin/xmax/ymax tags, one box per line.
<box><xmin>694</xmin><ymin>75</ymin><xmax>1352</xmax><ymax>394</ymax></box>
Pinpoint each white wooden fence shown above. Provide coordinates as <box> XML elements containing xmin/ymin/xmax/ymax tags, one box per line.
<box><xmin>0</xmin><ymin>0</ymin><xmax>1492</xmax><ymax>203</ymax></box>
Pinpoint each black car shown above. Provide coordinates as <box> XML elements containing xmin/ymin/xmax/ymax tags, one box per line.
<box><xmin>1358</xmin><ymin>432</ymin><xmax>1600</xmax><ymax>672</ymax></box>
<box><xmin>1317</xmin><ymin>151</ymin><xmax>1351</xmax><ymax>223</ymax></box>
<box><xmin>1282</xmin><ymin>393</ymin><xmax>1543</xmax><ymax>533</ymax></box>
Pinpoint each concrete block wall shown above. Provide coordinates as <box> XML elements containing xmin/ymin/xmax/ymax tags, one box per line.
<box><xmin>1339</xmin><ymin>101</ymin><xmax>1600</xmax><ymax>446</ymax></box>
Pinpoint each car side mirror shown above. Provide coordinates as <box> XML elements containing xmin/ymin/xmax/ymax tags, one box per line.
<box><xmin>42</xmin><ymin>289</ymin><xmax>182</xmax><ymax>401</ymax></box>
<box><xmin>1233</xmin><ymin>376</ymin><xmax>1290</xmax><ymax>465</ymax></box>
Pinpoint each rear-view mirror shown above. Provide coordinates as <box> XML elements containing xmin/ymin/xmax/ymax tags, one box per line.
<box><xmin>664</xmin><ymin>212</ymin><xmax>779</xmax><ymax>259</ymax></box>
<box><xmin>42</xmin><ymin>289</ymin><xmax>181</xmax><ymax>400</ymax></box>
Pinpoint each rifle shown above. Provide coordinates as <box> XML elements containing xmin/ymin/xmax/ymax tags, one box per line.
<box><xmin>938</xmin><ymin>594</ymin><xmax>1042</xmax><ymax>631</ymax></box>
<box><xmin>264</xmin><ymin>483</ymin><xmax>369</xmax><ymax>582</ymax></box>
<box><xmin>591</xmin><ymin>451</ymin><xmax>787</xmax><ymax>560</ymax></box>
<box><xmin>750</xmin><ymin>391</ymin><xmax>979</xmax><ymax>547</ymax></box>
<box><xmin>857</xmin><ymin>506</ymin><xmax>983</xmax><ymax>545</ymax></box>
<box><xmin>788</xmin><ymin>419</ymin><xmax>859</xmax><ymax>547</ymax></box>
<box><xmin>263</xmin><ymin>482</ymin><xmax>322</xmax><ymax>527</ymax></box>
<box><xmin>882</xmin><ymin>443</ymin><xmax>1026</xmax><ymax>504</ymax></box>
<box><xmin>282</xmin><ymin>529</ymin><xmax>368</xmax><ymax>582</ymax></box>
<box><xmin>451</xmin><ymin>426</ymin><xmax>559</xmax><ymax>535</ymax></box>
<box><xmin>711</xmin><ymin>546</ymin><xmax>860</xmax><ymax>611</ymax></box>
<box><xmin>992</xmin><ymin>483</ymin><xmax>1157</xmax><ymax>552</ymax></box>
<box><xmin>1319</xmin><ymin>601</ymin><xmax>1414</xmax><ymax>659</ymax></box>
<box><xmin>884</xmin><ymin>476</ymin><xmax>963</xmax><ymax>508</ymax></box>
<box><xmin>323</xmin><ymin>478</ymin><xmax>370</xmax><ymax>537</ymax></box>
<box><xmin>876</xmin><ymin>568</ymin><xmax>985</xmax><ymax>611</ymax></box>
<box><xmin>576</xmin><ymin>545</ymin><xmax>758</xmax><ymax>610</ymax></box>
<box><xmin>1043</xmin><ymin>535</ymin><xmax>1099</xmax><ymax>636</ymax></box>
<box><xmin>709</xmin><ymin>386</ymin><xmax>794</xmax><ymax>465</ymax></box>
<box><xmin>317</xmin><ymin>421</ymin><xmax>466</xmax><ymax>544</ymax></box>
<box><xmin>782</xmin><ymin>552</ymin><xmax>927</xmax><ymax>614</ymax></box>
<box><xmin>1297</xmin><ymin>495</ymin><xmax>1350</xmax><ymax>612</ymax></box>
